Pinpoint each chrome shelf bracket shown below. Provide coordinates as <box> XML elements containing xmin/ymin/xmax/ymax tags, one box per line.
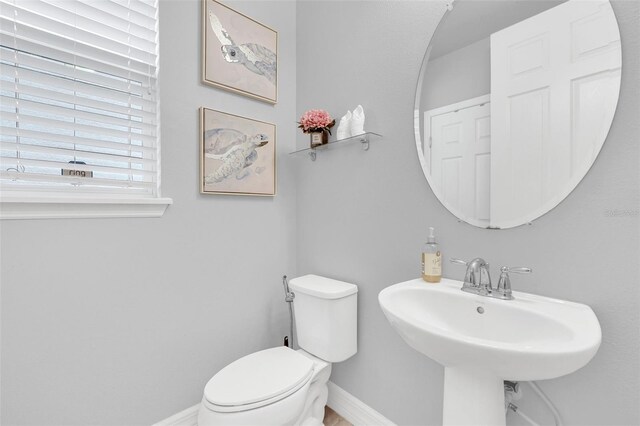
<box><xmin>360</xmin><ymin>135</ymin><xmax>370</xmax><ymax>151</ymax></box>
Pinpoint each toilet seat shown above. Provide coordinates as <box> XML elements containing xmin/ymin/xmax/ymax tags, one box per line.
<box><xmin>203</xmin><ymin>346</ymin><xmax>314</xmax><ymax>413</ymax></box>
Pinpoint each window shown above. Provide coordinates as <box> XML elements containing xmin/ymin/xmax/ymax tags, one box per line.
<box><xmin>0</xmin><ymin>0</ymin><xmax>171</xmax><ymax>218</ymax></box>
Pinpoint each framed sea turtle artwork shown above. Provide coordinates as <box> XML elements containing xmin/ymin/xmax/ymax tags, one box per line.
<box><xmin>202</xmin><ymin>0</ymin><xmax>278</xmax><ymax>103</ymax></box>
<box><xmin>200</xmin><ymin>107</ymin><xmax>276</xmax><ymax>196</ymax></box>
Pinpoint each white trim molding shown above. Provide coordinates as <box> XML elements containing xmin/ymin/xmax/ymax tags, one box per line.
<box><xmin>327</xmin><ymin>381</ymin><xmax>396</xmax><ymax>426</ymax></box>
<box><xmin>0</xmin><ymin>197</ymin><xmax>173</xmax><ymax>220</ymax></box>
<box><xmin>152</xmin><ymin>382</ymin><xmax>395</xmax><ymax>426</ymax></box>
<box><xmin>152</xmin><ymin>403</ymin><xmax>199</xmax><ymax>426</ymax></box>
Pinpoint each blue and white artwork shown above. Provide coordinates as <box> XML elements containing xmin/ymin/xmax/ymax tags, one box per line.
<box><xmin>201</xmin><ymin>108</ymin><xmax>275</xmax><ymax>196</ymax></box>
<box><xmin>203</xmin><ymin>0</ymin><xmax>278</xmax><ymax>103</ymax></box>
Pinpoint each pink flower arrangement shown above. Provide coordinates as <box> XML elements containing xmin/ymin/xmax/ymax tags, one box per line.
<box><xmin>298</xmin><ymin>109</ymin><xmax>336</xmax><ymax>134</ymax></box>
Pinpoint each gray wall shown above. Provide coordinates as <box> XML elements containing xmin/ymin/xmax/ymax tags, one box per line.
<box><xmin>428</xmin><ymin>0</ymin><xmax>564</xmax><ymax>60</ymax></box>
<box><xmin>0</xmin><ymin>0</ymin><xmax>296</xmax><ymax>424</ymax></box>
<box><xmin>419</xmin><ymin>37</ymin><xmax>490</xmax><ymax>142</ymax></box>
<box><xmin>421</xmin><ymin>37</ymin><xmax>490</xmax><ymax>112</ymax></box>
<box><xmin>296</xmin><ymin>1</ymin><xmax>639</xmax><ymax>425</ymax></box>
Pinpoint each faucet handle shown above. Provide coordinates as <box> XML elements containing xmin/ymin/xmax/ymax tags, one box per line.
<box><xmin>502</xmin><ymin>266</ymin><xmax>532</xmax><ymax>274</ymax></box>
<box><xmin>496</xmin><ymin>266</ymin><xmax>532</xmax><ymax>300</ymax></box>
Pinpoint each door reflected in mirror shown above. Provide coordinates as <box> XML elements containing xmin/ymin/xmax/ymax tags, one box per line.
<box><xmin>415</xmin><ymin>0</ymin><xmax>621</xmax><ymax>229</ymax></box>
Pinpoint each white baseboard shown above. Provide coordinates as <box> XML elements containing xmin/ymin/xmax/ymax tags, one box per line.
<box><xmin>152</xmin><ymin>403</ymin><xmax>199</xmax><ymax>426</ymax></box>
<box><xmin>153</xmin><ymin>382</ymin><xmax>395</xmax><ymax>426</ymax></box>
<box><xmin>327</xmin><ymin>381</ymin><xmax>396</xmax><ymax>426</ymax></box>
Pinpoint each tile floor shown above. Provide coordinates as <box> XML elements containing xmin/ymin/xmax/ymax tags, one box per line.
<box><xmin>323</xmin><ymin>406</ymin><xmax>352</xmax><ymax>426</ymax></box>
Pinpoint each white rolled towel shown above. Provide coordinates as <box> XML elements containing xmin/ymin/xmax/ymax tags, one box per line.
<box><xmin>350</xmin><ymin>105</ymin><xmax>365</xmax><ymax>136</ymax></box>
<box><xmin>336</xmin><ymin>110</ymin><xmax>352</xmax><ymax>140</ymax></box>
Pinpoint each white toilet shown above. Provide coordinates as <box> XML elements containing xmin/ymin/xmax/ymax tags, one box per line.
<box><xmin>197</xmin><ymin>274</ymin><xmax>358</xmax><ymax>426</ymax></box>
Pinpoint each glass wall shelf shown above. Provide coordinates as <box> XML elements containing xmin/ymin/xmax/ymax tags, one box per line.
<box><xmin>290</xmin><ymin>132</ymin><xmax>382</xmax><ymax>161</ymax></box>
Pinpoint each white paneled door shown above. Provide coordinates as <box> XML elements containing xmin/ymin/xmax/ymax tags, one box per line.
<box><xmin>426</xmin><ymin>95</ymin><xmax>491</xmax><ymax>227</ymax></box>
<box><xmin>490</xmin><ymin>0</ymin><xmax>621</xmax><ymax>227</ymax></box>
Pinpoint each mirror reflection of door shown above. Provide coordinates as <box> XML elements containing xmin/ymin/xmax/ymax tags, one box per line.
<box><xmin>490</xmin><ymin>0</ymin><xmax>621</xmax><ymax>226</ymax></box>
<box><xmin>426</xmin><ymin>96</ymin><xmax>491</xmax><ymax>227</ymax></box>
<box><xmin>420</xmin><ymin>0</ymin><xmax>621</xmax><ymax>228</ymax></box>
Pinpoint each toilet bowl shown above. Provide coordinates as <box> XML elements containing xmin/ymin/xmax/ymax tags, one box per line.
<box><xmin>197</xmin><ymin>275</ymin><xmax>357</xmax><ymax>426</ymax></box>
<box><xmin>197</xmin><ymin>347</ymin><xmax>332</xmax><ymax>426</ymax></box>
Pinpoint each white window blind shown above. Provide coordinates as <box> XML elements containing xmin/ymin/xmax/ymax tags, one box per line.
<box><xmin>0</xmin><ymin>0</ymin><xmax>160</xmax><ymax>199</ymax></box>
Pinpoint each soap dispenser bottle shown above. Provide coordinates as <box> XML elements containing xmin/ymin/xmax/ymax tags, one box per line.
<box><xmin>422</xmin><ymin>227</ymin><xmax>442</xmax><ymax>283</ymax></box>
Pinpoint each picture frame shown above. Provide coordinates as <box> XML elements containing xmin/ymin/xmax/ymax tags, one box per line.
<box><xmin>200</xmin><ymin>107</ymin><xmax>276</xmax><ymax>196</ymax></box>
<box><xmin>202</xmin><ymin>0</ymin><xmax>278</xmax><ymax>104</ymax></box>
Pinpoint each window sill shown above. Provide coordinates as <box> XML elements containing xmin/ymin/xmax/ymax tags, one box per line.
<box><xmin>0</xmin><ymin>196</ymin><xmax>173</xmax><ymax>220</ymax></box>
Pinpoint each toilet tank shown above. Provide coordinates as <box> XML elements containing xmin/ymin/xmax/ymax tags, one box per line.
<box><xmin>288</xmin><ymin>274</ymin><xmax>357</xmax><ymax>363</ymax></box>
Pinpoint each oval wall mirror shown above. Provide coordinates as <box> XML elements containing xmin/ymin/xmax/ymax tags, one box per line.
<box><xmin>414</xmin><ymin>0</ymin><xmax>622</xmax><ymax>229</ymax></box>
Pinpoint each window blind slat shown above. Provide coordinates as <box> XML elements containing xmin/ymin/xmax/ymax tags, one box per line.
<box><xmin>113</xmin><ymin>0</ymin><xmax>157</xmax><ymax>20</ymax></box>
<box><xmin>0</xmin><ymin>94</ymin><xmax>157</xmax><ymax>134</ymax></box>
<box><xmin>0</xmin><ymin>21</ymin><xmax>158</xmax><ymax>78</ymax></box>
<box><xmin>0</xmin><ymin>110</ymin><xmax>156</xmax><ymax>145</ymax></box>
<box><xmin>0</xmin><ymin>44</ymin><xmax>154</xmax><ymax>98</ymax></box>
<box><xmin>76</xmin><ymin>0</ymin><xmax>157</xmax><ymax>33</ymax></box>
<box><xmin>0</xmin><ymin>79</ymin><xmax>157</xmax><ymax>123</ymax></box>
<box><xmin>0</xmin><ymin>0</ymin><xmax>159</xmax><ymax>196</ymax></box>
<box><xmin>46</xmin><ymin>0</ymin><xmax>158</xmax><ymax>37</ymax></box>
<box><xmin>0</xmin><ymin>59</ymin><xmax>156</xmax><ymax>110</ymax></box>
<box><xmin>6</xmin><ymin>1</ymin><xmax>158</xmax><ymax>59</ymax></box>
<box><xmin>0</xmin><ymin>127</ymin><xmax>157</xmax><ymax>156</ymax></box>
<box><xmin>0</xmin><ymin>141</ymin><xmax>156</xmax><ymax>167</ymax></box>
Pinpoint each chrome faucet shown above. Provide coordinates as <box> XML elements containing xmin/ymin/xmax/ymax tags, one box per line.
<box><xmin>450</xmin><ymin>258</ymin><xmax>532</xmax><ymax>300</ymax></box>
<box><xmin>451</xmin><ymin>258</ymin><xmax>492</xmax><ymax>295</ymax></box>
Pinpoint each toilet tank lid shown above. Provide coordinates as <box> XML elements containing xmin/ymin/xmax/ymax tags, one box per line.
<box><xmin>289</xmin><ymin>274</ymin><xmax>358</xmax><ymax>299</ymax></box>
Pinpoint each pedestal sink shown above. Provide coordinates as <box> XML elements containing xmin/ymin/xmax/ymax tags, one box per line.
<box><xmin>379</xmin><ymin>278</ymin><xmax>601</xmax><ymax>425</ymax></box>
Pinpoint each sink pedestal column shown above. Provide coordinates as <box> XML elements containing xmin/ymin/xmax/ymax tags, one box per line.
<box><xmin>442</xmin><ymin>367</ymin><xmax>505</xmax><ymax>426</ymax></box>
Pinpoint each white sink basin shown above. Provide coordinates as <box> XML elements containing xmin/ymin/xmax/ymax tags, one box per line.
<box><xmin>379</xmin><ymin>278</ymin><xmax>601</xmax><ymax>425</ymax></box>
